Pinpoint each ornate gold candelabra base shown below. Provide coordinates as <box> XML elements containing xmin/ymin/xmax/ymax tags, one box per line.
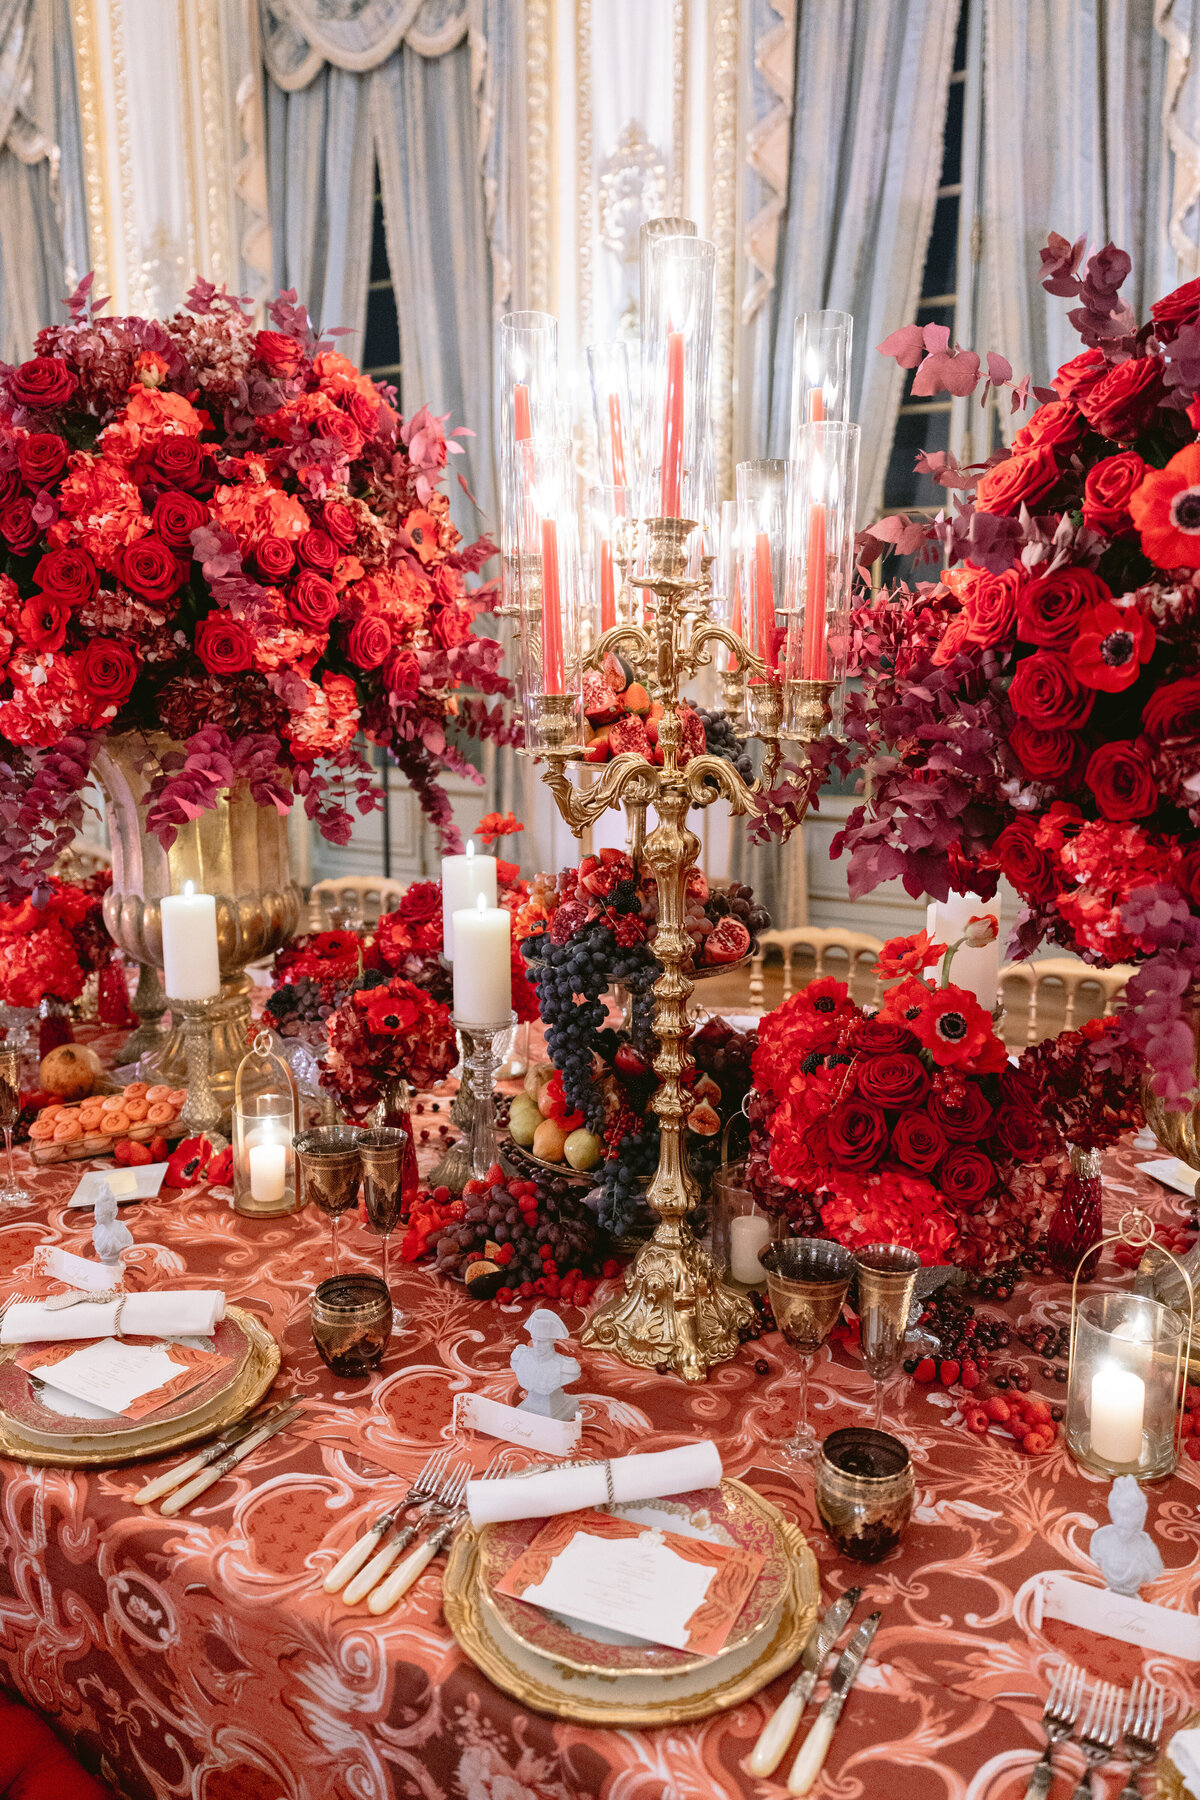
<box><xmin>582</xmin><ymin>1219</ymin><xmax>753</xmax><ymax>1380</ymax></box>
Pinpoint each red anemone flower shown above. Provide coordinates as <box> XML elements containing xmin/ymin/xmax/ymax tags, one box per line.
<box><xmin>1068</xmin><ymin>601</ymin><xmax>1156</xmax><ymax>693</ymax></box>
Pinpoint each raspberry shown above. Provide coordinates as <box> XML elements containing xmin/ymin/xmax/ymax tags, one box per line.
<box><xmin>984</xmin><ymin>1396</ymin><xmax>1011</xmax><ymax>1422</ymax></box>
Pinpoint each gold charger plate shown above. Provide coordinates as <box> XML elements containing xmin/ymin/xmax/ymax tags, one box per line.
<box><xmin>1160</xmin><ymin>1709</ymin><xmax>1198</xmax><ymax>1800</ymax></box>
<box><xmin>0</xmin><ymin>1305</ymin><xmax>281</xmax><ymax>1467</ymax></box>
<box><xmin>444</xmin><ymin>1479</ymin><xmax>819</xmax><ymax>1726</ymax></box>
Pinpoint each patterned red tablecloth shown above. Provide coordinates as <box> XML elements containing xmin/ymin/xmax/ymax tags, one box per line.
<box><xmin>0</xmin><ymin>1035</ymin><xmax>1196</xmax><ymax>1800</ymax></box>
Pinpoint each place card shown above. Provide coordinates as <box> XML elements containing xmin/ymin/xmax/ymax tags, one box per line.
<box><xmin>31</xmin><ymin>1247</ymin><xmax>119</xmax><ymax>1292</ymax></box>
<box><xmin>453</xmin><ymin>1390</ymin><xmax>581</xmax><ymax>1456</ymax></box>
<box><xmin>18</xmin><ymin>1338</ymin><xmax>229</xmax><ymax>1420</ymax></box>
<box><xmin>1034</xmin><ymin>1571</ymin><xmax>1200</xmax><ymax>1659</ymax></box>
<box><xmin>493</xmin><ymin>1507</ymin><xmax>764</xmax><ymax>1655</ymax></box>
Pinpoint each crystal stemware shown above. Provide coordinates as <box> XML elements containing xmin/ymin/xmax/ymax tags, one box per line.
<box><xmin>294</xmin><ymin>1127</ymin><xmax>362</xmax><ymax>1278</ymax></box>
<box><xmin>358</xmin><ymin>1127</ymin><xmax>408</xmax><ymax>1333</ymax></box>
<box><xmin>0</xmin><ymin>1046</ymin><xmax>32</xmax><ymax>1208</ymax></box>
<box><xmin>761</xmin><ymin>1237</ymin><xmax>854</xmax><ymax>1466</ymax></box>
<box><xmin>854</xmin><ymin>1243</ymin><xmax>922</xmax><ymax>1429</ymax></box>
<box><xmin>310</xmin><ymin>1273</ymin><xmax>391</xmax><ymax>1376</ymax></box>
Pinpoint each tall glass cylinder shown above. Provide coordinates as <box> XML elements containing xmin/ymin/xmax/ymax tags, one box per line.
<box><xmin>639</xmin><ymin>216</ymin><xmax>697</xmax><ymax>341</ymax></box>
<box><xmin>713</xmin><ymin>497</ymin><xmax>745</xmax><ymax>720</ymax></box>
<box><xmin>638</xmin><ymin>235</ymin><xmax>715</xmax><ymax>526</ymax></box>
<box><xmin>516</xmin><ymin>435</ymin><xmax>584</xmax><ymax>754</ymax></box>
<box><xmin>588</xmin><ymin>483</ymin><xmax>635</xmax><ymax>637</ymax></box>
<box><xmin>1065</xmin><ymin>1291</ymin><xmax>1185</xmax><ymax>1479</ymax></box>
<box><xmin>587</xmin><ymin>341</ymin><xmax>636</xmax><ymax>493</ymax></box>
<box><xmin>783</xmin><ymin>420</ymin><xmax>860</xmax><ymax>733</ymax></box>
<box><xmin>736</xmin><ymin>459</ymin><xmax>788</xmax><ymax>738</ymax></box>
<box><xmin>499</xmin><ymin>312</ymin><xmax>559</xmax><ymax>619</ymax></box>
<box><xmin>789</xmin><ymin>309</ymin><xmax>853</xmax><ymax>455</ymax></box>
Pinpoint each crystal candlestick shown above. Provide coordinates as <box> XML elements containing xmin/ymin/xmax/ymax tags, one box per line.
<box><xmin>452</xmin><ymin>1011</ymin><xmax>516</xmax><ymax>1181</ymax></box>
<box><xmin>170</xmin><ymin>995</ymin><xmax>223</xmax><ymax>1138</ymax></box>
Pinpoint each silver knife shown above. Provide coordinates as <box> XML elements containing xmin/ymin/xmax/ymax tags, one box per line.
<box><xmin>748</xmin><ymin>1588</ymin><xmax>862</xmax><ymax>1776</ymax></box>
<box><xmin>786</xmin><ymin>1609</ymin><xmax>881</xmax><ymax>1795</ymax></box>
<box><xmin>133</xmin><ymin>1395</ymin><xmax>303</xmax><ymax>1504</ymax></box>
<box><xmin>159</xmin><ymin>1404</ymin><xmax>303</xmax><ymax>1516</ymax></box>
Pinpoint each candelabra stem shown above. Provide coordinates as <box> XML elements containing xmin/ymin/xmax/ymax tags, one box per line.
<box><xmin>172</xmin><ymin>997</ymin><xmax>223</xmax><ymax>1138</ymax></box>
<box><xmin>454</xmin><ymin>1013</ymin><xmax>516</xmax><ymax>1182</ymax></box>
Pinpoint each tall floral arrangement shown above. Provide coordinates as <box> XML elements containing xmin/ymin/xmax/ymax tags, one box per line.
<box><xmin>0</xmin><ymin>278</ymin><xmax>513</xmax><ymax>897</ymax></box>
<box><xmin>834</xmin><ymin>234</ymin><xmax>1200</xmax><ymax>1103</ymax></box>
<box><xmin>0</xmin><ymin>871</ymin><xmax>111</xmax><ymax>1006</ymax></box>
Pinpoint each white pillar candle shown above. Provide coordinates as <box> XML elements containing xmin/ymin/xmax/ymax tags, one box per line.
<box><xmin>442</xmin><ymin>842</ymin><xmax>498</xmax><ymax>960</ymax></box>
<box><xmin>248</xmin><ymin>1142</ymin><xmax>287</xmax><ymax>1204</ymax></box>
<box><xmin>1090</xmin><ymin>1366</ymin><xmax>1145</xmax><ymax>1465</ymax></box>
<box><xmin>926</xmin><ymin>895</ymin><xmax>1001</xmax><ymax>1012</ymax></box>
<box><xmin>160</xmin><ymin>882</ymin><xmax>221</xmax><ymax>1000</ymax></box>
<box><xmin>729</xmin><ymin>1213</ymin><xmax>772</xmax><ymax>1284</ymax></box>
<box><xmin>452</xmin><ymin>898</ymin><xmax>512</xmax><ymax>1023</ymax></box>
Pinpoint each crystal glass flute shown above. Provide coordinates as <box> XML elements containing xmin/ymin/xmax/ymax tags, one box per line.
<box><xmin>294</xmin><ymin>1127</ymin><xmax>362</xmax><ymax>1279</ymax></box>
<box><xmin>0</xmin><ymin>1047</ymin><xmax>31</xmax><ymax>1207</ymax></box>
<box><xmin>854</xmin><ymin>1243</ymin><xmax>922</xmax><ymax>1429</ymax></box>
<box><xmin>761</xmin><ymin>1238</ymin><xmax>854</xmax><ymax>1466</ymax></box>
<box><xmin>358</xmin><ymin>1127</ymin><xmax>407</xmax><ymax>1333</ymax></box>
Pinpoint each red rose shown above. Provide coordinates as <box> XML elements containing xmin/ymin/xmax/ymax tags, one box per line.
<box><xmin>16</xmin><ymin>433</ymin><xmax>68</xmax><ymax>489</ymax></box>
<box><xmin>1009</xmin><ymin>722</ymin><xmax>1078</xmax><ymax>783</ymax></box>
<box><xmin>288</xmin><ymin>568</ymin><xmax>338</xmax><ymax>628</ymax></box>
<box><xmin>1084</xmin><ymin>739</ymin><xmax>1157</xmax><ymax>821</ymax></box>
<box><xmin>256</xmin><ymin>330</ymin><xmax>306</xmax><ymax>378</ymax></box>
<box><xmin>847</xmin><ymin>1021</ymin><xmax>919</xmax><ymax>1056</ymax></box>
<box><xmin>1016</xmin><ymin>567</ymin><xmax>1110</xmax><ymax>649</ymax></box>
<box><xmin>346</xmin><ymin>612</ymin><xmax>392</xmax><ymax>670</ymax></box>
<box><xmin>0</xmin><ymin>468</ymin><xmax>19</xmax><ymax>506</ymax></box>
<box><xmin>961</xmin><ymin>569</ymin><xmax>1021</xmax><ymax>649</ymax></box>
<box><xmin>855</xmin><ymin>1052</ymin><xmax>930</xmax><ymax>1110</ymax></box>
<box><xmin>431</xmin><ymin>602</ymin><xmax>472</xmax><ymax>649</ymax></box>
<box><xmin>1178</xmin><ymin>845</ymin><xmax>1200</xmax><ymax>908</ymax></box>
<box><xmin>33</xmin><ymin>547</ymin><xmax>99</xmax><ymax>608</ymax></box>
<box><xmin>319</xmin><ymin>411</ymin><xmax>364</xmax><ymax>459</ymax></box>
<box><xmin>1152</xmin><ymin>276</ymin><xmax>1200</xmax><ymax>341</ymax></box>
<box><xmin>973</xmin><ymin>444</ymin><xmax>1061</xmax><ymax>517</ymax></box>
<box><xmin>346</xmin><ymin>388</ymin><xmax>381</xmax><ymax>437</ymax></box>
<box><xmin>938</xmin><ymin>1146</ymin><xmax>996</xmax><ymax>1211</ymax></box>
<box><xmin>992</xmin><ymin>1105</ymin><xmax>1045</xmax><ymax>1161</ymax></box>
<box><xmin>1008</xmin><ymin>650</ymin><xmax>1095</xmax><ymax>730</ymax></box>
<box><xmin>1</xmin><ymin>496</ymin><xmax>38</xmax><ymax>553</ymax></box>
<box><xmin>386</xmin><ymin>647</ymin><xmax>420</xmax><ymax>703</ymax></box>
<box><xmin>298</xmin><ymin>528</ymin><xmax>338</xmax><ymax>573</ymax></box>
<box><xmin>195</xmin><ymin>612</ymin><xmax>255</xmax><ymax>674</ymax></box>
<box><xmin>1011</xmin><ymin>401</ymin><xmax>1085</xmax><ymax>454</ymax></box>
<box><xmin>1053</xmin><ymin>348</ymin><xmax>1107</xmax><ymax>405</ymax></box>
<box><xmin>1142</xmin><ymin>673</ymin><xmax>1200</xmax><ymax>742</ymax></box>
<box><xmin>152</xmin><ymin>490</ymin><xmax>208</xmax><ymax>551</ymax></box>
<box><xmin>927</xmin><ymin>1078</ymin><xmax>995</xmax><ymax>1143</ymax></box>
<box><xmin>17</xmin><ymin>592</ymin><xmax>69</xmax><ymax>651</ymax></box>
<box><xmin>825</xmin><ymin>1099</ymin><xmax>889</xmax><ymax>1171</ymax></box>
<box><xmin>398</xmin><ymin>882</ymin><xmax>442</xmax><ymax>927</ymax></box>
<box><xmin>931</xmin><ymin>610</ymin><xmax>972</xmax><ymax>668</ymax></box>
<box><xmin>153</xmin><ymin>436</ymin><xmax>210</xmax><ymax>492</ymax></box>
<box><xmin>1082</xmin><ymin>451</ymin><xmax>1147</xmax><ymax>535</ymax></box>
<box><xmin>890</xmin><ymin>1109</ymin><xmax>949</xmax><ymax>1174</ymax></box>
<box><xmin>8</xmin><ymin>356</ymin><xmax>77</xmax><ymax>410</ymax></box>
<box><xmin>255</xmin><ymin>536</ymin><xmax>296</xmax><ymax>582</ymax></box>
<box><xmin>1078</xmin><ymin>355</ymin><xmax>1166</xmax><ymax>441</ymax></box>
<box><xmin>993</xmin><ymin>820</ymin><xmax>1056</xmax><ymax>902</ymax></box>
<box><xmin>321</xmin><ymin>499</ymin><xmax>357</xmax><ymax>547</ymax></box>
<box><xmin>119</xmin><ymin>535</ymin><xmax>185</xmax><ymax>604</ymax></box>
<box><xmin>74</xmin><ymin>637</ymin><xmax>138</xmax><ymax>709</ymax></box>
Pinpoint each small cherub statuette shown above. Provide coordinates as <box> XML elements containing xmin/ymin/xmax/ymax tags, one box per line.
<box><xmin>1090</xmin><ymin>1475</ymin><xmax>1164</xmax><ymax>1597</ymax></box>
<box><xmin>92</xmin><ymin>1185</ymin><xmax>133</xmax><ymax>1269</ymax></box>
<box><xmin>510</xmin><ymin>1309</ymin><xmax>580</xmax><ymax>1421</ymax></box>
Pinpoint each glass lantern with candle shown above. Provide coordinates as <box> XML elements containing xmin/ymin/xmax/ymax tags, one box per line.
<box><xmin>515</xmin><ymin>435</ymin><xmax>585</xmax><ymax>756</ymax></box>
<box><xmin>232</xmin><ymin>1030</ymin><xmax>299</xmax><ymax>1217</ymax></box>
<box><xmin>1065</xmin><ymin>1212</ymin><xmax>1192</xmax><ymax>1479</ymax></box>
<box><xmin>638</xmin><ymin>234</ymin><xmax>715</xmax><ymax>531</ymax></box>
<box><xmin>712</xmin><ymin>497</ymin><xmax>746</xmax><ymax>724</ymax></box>
<box><xmin>736</xmin><ymin>459</ymin><xmax>789</xmax><ymax>740</ymax></box>
<box><xmin>784</xmin><ymin>419</ymin><xmax>860</xmax><ymax>739</ymax></box>
<box><xmin>587</xmin><ymin>341</ymin><xmax>637</xmax><ymax>493</ymax></box>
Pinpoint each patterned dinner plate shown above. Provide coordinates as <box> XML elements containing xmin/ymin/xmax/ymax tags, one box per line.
<box><xmin>476</xmin><ymin>1479</ymin><xmax>791</xmax><ymax>1677</ymax></box>
<box><xmin>0</xmin><ymin>1306</ymin><xmax>280</xmax><ymax>1466</ymax></box>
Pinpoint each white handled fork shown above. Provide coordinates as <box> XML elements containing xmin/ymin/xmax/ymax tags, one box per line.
<box><xmin>366</xmin><ymin>1449</ymin><xmax>511</xmax><ymax>1615</ymax></box>
<box><xmin>322</xmin><ymin>1448</ymin><xmax>451</xmax><ymax>1595</ymax></box>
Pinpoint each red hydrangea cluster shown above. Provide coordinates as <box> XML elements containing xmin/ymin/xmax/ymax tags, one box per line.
<box><xmin>751</xmin><ymin>943</ymin><xmax>1061</xmax><ymax>1270</ymax></box>
<box><xmin>0</xmin><ymin>278</ymin><xmax>510</xmax><ymax>896</ymax></box>
<box><xmin>0</xmin><ymin>871</ymin><xmax>112</xmax><ymax>1006</ymax></box>
<box><xmin>1020</xmin><ymin>1015</ymin><xmax>1145</xmax><ymax>1149</ymax></box>
<box><xmin>321</xmin><ymin>976</ymin><xmax>456</xmax><ymax>1119</ymax></box>
<box><xmin>372</xmin><ymin>859</ymin><xmax>540</xmax><ymax>1024</ymax></box>
<box><xmin>837</xmin><ymin>235</ymin><xmax>1200</xmax><ymax>1104</ymax></box>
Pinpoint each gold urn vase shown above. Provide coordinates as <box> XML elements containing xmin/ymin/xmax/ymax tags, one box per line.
<box><xmin>1141</xmin><ymin>988</ymin><xmax>1199</xmax><ymax>1170</ymax></box>
<box><xmin>94</xmin><ymin>733</ymin><xmax>303</xmax><ymax>1117</ymax></box>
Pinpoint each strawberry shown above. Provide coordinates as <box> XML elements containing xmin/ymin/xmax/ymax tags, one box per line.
<box><xmin>938</xmin><ymin>1359</ymin><xmax>960</xmax><ymax>1387</ymax></box>
<box><xmin>913</xmin><ymin>1357</ymin><xmax>937</xmax><ymax>1383</ymax></box>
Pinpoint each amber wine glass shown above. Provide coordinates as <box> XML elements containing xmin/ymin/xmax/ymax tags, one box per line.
<box><xmin>0</xmin><ymin>1047</ymin><xmax>32</xmax><ymax>1207</ymax></box>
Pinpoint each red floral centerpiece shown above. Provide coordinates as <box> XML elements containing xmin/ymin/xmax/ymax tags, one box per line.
<box><xmin>321</xmin><ymin>977</ymin><xmax>456</xmax><ymax>1122</ymax></box>
<box><xmin>836</xmin><ymin>233</ymin><xmax>1200</xmax><ymax>1111</ymax></box>
<box><xmin>0</xmin><ymin>870</ymin><xmax>128</xmax><ymax>1048</ymax></box>
<box><xmin>0</xmin><ymin>278</ymin><xmax>512</xmax><ymax>896</ymax></box>
<box><xmin>750</xmin><ymin>925</ymin><xmax>1062</xmax><ymax>1271</ymax></box>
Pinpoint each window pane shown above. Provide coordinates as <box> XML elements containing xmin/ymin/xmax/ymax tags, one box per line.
<box><xmin>369</xmin><ymin>190</ymin><xmax>389</xmax><ymax>284</ymax></box>
<box><xmin>363</xmin><ymin>284</ymin><xmax>400</xmax><ymax>371</ymax></box>
<box><xmin>941</xmin><ymin>79</ymin><xmax>964</xmax><ymax>187</ymax></box>
<box><xmin>882</xmin><ymin>406</ymin><xmax>951</xmax><ymax>511</ymax></box>
<box><xmin>921</xmin><ymin>194</ymin><xmax>960</xmax><ymax>300</ymax></box>
<box><xmin>954</xmin><ymin>0</ymin><xmax>969</xmax><ymax>71</ymax></box>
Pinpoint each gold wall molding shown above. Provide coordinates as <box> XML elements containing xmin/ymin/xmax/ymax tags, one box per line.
<box><xmin>526</xmin><ymin>0</ymin><xmax>553</xmax><ymax>313</ymax></box>
<box><xmin>710</xmin><ymin>0</ymin><xmax>739</xmax><ymax>502</ymax></box>
<box><xmin>69</xmin><ymin>0</ymin><xmax>114</xmax><ymax>304</ymax></box>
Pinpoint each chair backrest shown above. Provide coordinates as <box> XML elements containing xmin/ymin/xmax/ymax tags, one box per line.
<box><xmin>999</xmin><ymin>957</ymin><xmax>1135</xmax><ymax>1045</ymax></box>
<box><xmin>309</xmin><ymin>876</ymin><xmax>408</xmax><ymax>930</ymax></box>
<box><xmin>55</xmin><ymin>840</ymin><xmax>112</xmax><ymax>882</ymax></box>
<box><xmin>749</xmin><ymin>926</ymin><xmax>884</xmax><ymax>1009</ymax></box>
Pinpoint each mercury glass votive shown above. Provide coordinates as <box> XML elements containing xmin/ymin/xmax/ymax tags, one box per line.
<box><xmin>816</xmin><ymin>1426</ymin><xmax>914</xmax><ymax>1562</ymax></box>
<box><xmin>310</xmin><ymin>1274</ymin><xmax>391</xmax><ymax>1377</ymax></box>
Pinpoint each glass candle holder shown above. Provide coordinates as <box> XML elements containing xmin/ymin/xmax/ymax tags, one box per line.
<box><xmin>816</xmin><ymin>1426</ymin><xmax>914</xmax><ymax>1563</ymax></box>
<box><xmin>639</xmin><ymin>216</ymin><xmax>697</xmax><ymax>346</ymax></box>
<box><xmin>233</xmin><ymin>1096</ymin><xmax>296</xmax><ymax>1217</ymax></box>
<box><xmin>499</xmin><ymin>310</ymin><xmax>559</xmax><ymax>619</ymax></box>
<box><xmin>790</xmin><ymin>309</ymin><xmax>854</xmax><ymax>450</ymax></box>
<box><xmin>515</xmin><ymin>435</ymin><xmax>585</xmax><ymax>755</ymax></box>
<box><xmin>736</xmin><ymin>459</ymin><xmax>789</xmax><ymax>740</ymax></box>
<box><xmin>638</xmin><ymin>234</ymin><xmax>715</xmax><ymax>525</ymax></box>
<box><xmin>587</xmin><ymin>341</ymin><xmax>636</xmax><ymax>491</ymax></box>
<box><xmin>310</xmin><ymin>1273</ymin><xmax>391</xmax><ymax>1377</ymax></box>
<box><xmin>588</xmin><ymin>483</ymin><xmax>635</xmax><ymax>638</ymax></box>
<box><xmin>1065</xmin><ymin>1291</ymin><xmax>1186</xmax><ymax>1479</ymax></box>
<box><xmin>783</xmin><ymin>420</ymin><xmax>860</xmax><ymax>735</ymax></box>
<box><xmin>711</xmin><ymin>1161</ymin><xmax>774</xmax><ymax>1287</ymax></box>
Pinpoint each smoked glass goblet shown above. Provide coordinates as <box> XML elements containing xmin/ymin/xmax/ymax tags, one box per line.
<box><xmin>855</xmin><ymin>1243</ymin><xmax>921</xmax><ymax>1429</ymax></box>
<box><xmin>358</xmin><ymin>1127</ymin><xmax>408</xmax><ymax>1333</ymax></box>
<box><xmin>294</xmin><ymin>1127</ymin><xmax>361</xmax><ymax>1278</ymax></box>
<box><xmin>761</xmin><ymin>1238</ymin><xmax>854</xmax><ymax>1466</ymax></box>
<box><xmin>0</xmin><ymin>1047</ymin><xmax>32</xmax><ymax>1208</ymax></box>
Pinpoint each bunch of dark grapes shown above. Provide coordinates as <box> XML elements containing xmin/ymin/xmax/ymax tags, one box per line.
<box><xmin>521</xmin><ymin>930</ymin><xmax>609</xmax><ymax>1129</ymax></box>
<box><xmin>265</xmin><ymin>978</ymin><xmax>333</xmax><ymax>1038</ymax></box>
<box><xmin>595</xmin><ymin>1116</ymin><xmax>661</xmax><ymax>1237</ymax></box>
<box><xmin>430</xmin><ymin>1169</ymin><xmax>604</xmax><ymax>1294</ymax></box>
<box><xmin>696</xmin><ymin>707</ymin><xmax>753</xmax><ymax>782</ymax></box>
<box><xmin>707</xmin><ymin>880</ymin><xmax>771</xmax><ymax>940</ymax></box>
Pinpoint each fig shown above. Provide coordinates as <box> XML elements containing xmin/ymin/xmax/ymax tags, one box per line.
<box><xmin>686</xmin><ymin>1100</ymin><xmax>721</xmax><ymax>1136</ymax></box>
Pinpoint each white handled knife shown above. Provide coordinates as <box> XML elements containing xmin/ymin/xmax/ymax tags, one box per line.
<box><xmin>160</xmin><ymin>1404</ymin><xmax>301</xmax><ymax>1517</ymax></box>
<box><xmin>133</xmin><ymin>1397</ymin><xmax>301</xmax><ymax>1505</ymax></box>
<box><xmin>787</xmin><ymin>1609</ymin><xmax>881</xmax><ymax>1795</ymax></box>
<box><xmin>748</xmin><ymin>1587</ymin><xmax>861</xmax><ymax>1776</ymax></box>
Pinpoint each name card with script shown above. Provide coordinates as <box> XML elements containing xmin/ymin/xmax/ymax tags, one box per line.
<box><xmin>1033</xmin><ymin>1571</ymin><xmax>1200</xmax><ymax>1659</ymax></box>
<box><xmin>453</xmin><ymin>1391</ymin><xmax>582</xmax><ymax>1457</ymax></box>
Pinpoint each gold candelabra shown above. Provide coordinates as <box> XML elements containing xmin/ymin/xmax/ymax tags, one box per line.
<box><xmin>528</xmin><ymin>516</ymin><xmax>832</xmax><ymax>1382</ymax></box>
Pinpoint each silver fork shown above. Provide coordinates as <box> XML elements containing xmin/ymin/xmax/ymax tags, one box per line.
<box><xmin>1026</xmin><ymin>1666</ymin><xmax>1087</xmax><ymax>1800</ymax></box>
<box><xmin>366</xmin><ymin>1450</ymin><xmax>510</xmax><ymax>1615</ymax></box>
<box><xmin>1117</xmin><ymin>1679</ymin><xmax>1167</xmax><ymax>1800</ymax></box>
<box><xmin>323</xmin><ymin>1447</ymin><xmax>451</xmax><ymax>1595</ymax></box>
<box><xmin>342</xmin><ymin>1455</ymin><xmax>472</xmax><ymax>1604</ymax></box>
<box><xmin>1068</xmin><ymin>1681</ymin><xmax>1125</xmax><ymax>1800</ymax></box>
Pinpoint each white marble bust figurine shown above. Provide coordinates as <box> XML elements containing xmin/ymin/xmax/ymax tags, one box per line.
<box><xmin>92</xmin><ymin>1187</ymin><xmax>133</xmax><ymax>1268</ymax></box>
<box><xmin>1090</xmin><ymin>1475</ymin><xmax>1164</xmax><ymax>1597</ymax></box>
<box><xmin>511</xmin><ymin>1309</ymin><xmax>580</xmax><ymax>1421</ymax></box>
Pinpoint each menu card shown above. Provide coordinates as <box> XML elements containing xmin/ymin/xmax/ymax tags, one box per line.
<box><xmin>493</xmin><ymin>1508</ymin><xmax>763</xmax><ymax>1655</ymax></box>
<box><xmin>18</xmin><ymin>1338</ymin><xmax>228</xmax><ymax>1419</ymax></box>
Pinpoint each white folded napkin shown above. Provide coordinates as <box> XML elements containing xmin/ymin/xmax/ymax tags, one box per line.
<box><xmin>1</xmin><ymin>1290</ymin><xmax>226</xmax><ymax>1345</ymax></box>
<box><xmin>467</xmin><ymin>1439</ymin><xmax>723</xmax><ymax>1526</ymax></box>
<box><xmin>1169</xmin><ymin>1729</ymin><xmax>1200</xmax><ymax>1798</ymax></box>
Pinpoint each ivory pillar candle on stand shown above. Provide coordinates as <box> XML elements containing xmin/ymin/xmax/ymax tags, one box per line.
<box><xmin>926</xmin><ymin>894</ymin><xmax>1000</xmax><ymax>1012</ymax></box>
<box><xmin>248</xmin><ymin>1141</ymin><xmax>288</xmax><ymax>1205</ymax></box>
<box><xmin>160</xmin><ymin>883</ymin><xmax>220</xmax><ymax>1000</ymax></box>
<box><xmin>729</xmin><ymin>1213</ymin><xmax>772</xmax><ymax>1285</ymax></box>
<box><xmin>452</xmin><ymin>899</ymin><xmax>512</xmax><ymax>1024</ymax></box>
<box><xmin>441</xmin><ymin>846</ymin><xmax>497</xmax><ymax>961</ymax></box>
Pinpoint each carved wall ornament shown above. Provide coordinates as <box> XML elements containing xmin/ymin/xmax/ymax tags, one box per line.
<box><xmin>598</xmin><ymin>121</ymin><xmax>668</xmax><ymax>266</ymax></box>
